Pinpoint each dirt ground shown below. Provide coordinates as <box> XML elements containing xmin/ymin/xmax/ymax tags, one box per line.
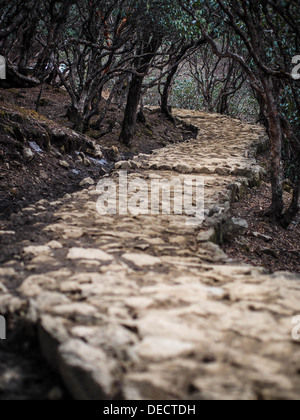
<box><xmin>223</xmin><ymin>152</ymin><xmax>300</xmax><ymax>274</ymax></box>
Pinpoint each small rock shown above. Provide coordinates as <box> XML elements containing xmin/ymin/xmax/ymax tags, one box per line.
<box><xmin>194</xmin><ymin>166</ymin><xmax>213</xmax><ymax>174</ymax></box>
<box><xmin>93</xmin><ymin>146</ymin><xmax>103</xmax><ymax>159</ymax></box>
<box><xmin>58</xmin><ymin>339</ymin><xmax>114</xmax><ymax>400</ymax></box>
<box><xmin>115</xmin><ymin>161</ymin><xmax>131</xmax><ymax>170</ymax></box>
<box><xmin>197</xmin><ymin>228</ymin><xmax>216</xmax><ymax>243</ymax></box>
<box><xmin>122</xmin><ymin>253</ymin><xmax>161</xmax><ymax>267</ymax></box>
<box><xmin>23</xmin><ymin>147</ymin><xmax>34</xmax><ymax>161</ymax></box>
<box><xmin>0</xmin><ymin>283</ymin><xmax>8</xmax><ymax>293</ymax></box>
<box><xmin>51</xmin><ymin>147</ymin><xmax>62</xmax><ymax>158</ymax></box>
<box><xmin>79</xmin><ymin>177</ymin><xmax>95</xmax><ymax>187</ymax></box>
<box><xmin>253</xmin><ymin>232</ymin><xmax>272</xmax><ymax>242</ymax></box>
<box><xmin>129</xmin><ymin>161</ymin><xmax>139</xmax><ymax>170</ymax></box>
<box><xmin>52</xmin><ymin>128</ymin><xmax>66</xmax><ymax>138</ymax></box>
<box><xmin>150</xmin><ymin>163</ymin><xmax>158</xmax><ymax>170</ymax></box>
<box><xmin>0</xmin><ymin>231</ymin><xmax>15</xmax><ymax>236</ymax></box>
<box><xmin>59</xmin><ymin>160</ymin><xmax>70</xmax><ymax>169</ymax></box>
<box><xmin>47</xmin><ymin>240</ymin><xmax>63</xmax><ymax>250</ymax></box>
<box><xmin>10</xmin><ymin>188</ymin><xmax>19</xmax><ymax>196</ymax></box>
<box><xmin>52</xmin><ymin>303</ymin><xmax>97</xmax><ymax>317</ymax></box>
<box><xmin>67</xmin><ymin>247</ymin><xmax>113</xmax><ymax>262</ymax></box>
<box><xmin>109</xmin><ymin>146</ymin><xmax>120</xmax><ymax>161</ymax></box>
<box><xmin>173</xmin><ymin>163</ymin><xmax>192</xmax><ymax>174</ymax></box>
<box><xmin>232</xmin><ymin>168</ymin><xmax>252</xmax><ymax>177</ymax></box>
<box><xmin>208</xmin><ymin>206</ymin><xmax>221</xmax><ymax>217</ymax></box>
<box><xmin>222</xmin><ymin>218</ymin><xmax>249</xmax><ymax>243</ymax></box>
<box><xmin>215</xmin><ymin>167</ymin><xmax>230</xmax><ymax>176</ymax></box>
<box><xmin>83</xmin><ymin>158</ymin><xmax>91</xmax><ymax>167</ymax></box>
<box><xmin>40</xmin><ymin>170</ymin><xmax>48</xmax><ymax>180</ymax></box>
<box><xmin>157</xmin><ymin>164</ymin><xmax>172</xmax><ymax>171</ymax></box>
<box><xmin>23</xmin><ymin>245</ymin><xmax>51</xmax><ymax>256</ymax></box>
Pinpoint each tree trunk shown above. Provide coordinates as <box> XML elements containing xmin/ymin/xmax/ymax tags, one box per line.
<box><xmin>119</xmin><ymin>74</ymin><xmax>144</xmax><ymax>145</ymax></box>
<box><xmin>74</xmin><ymin>112</ymin><xmax>85</xmax><ymax>133</ymax></box>
<box><xmin>119</xmin><ymin>35</ymin><xmax>160</xmax><ymax>146</ymax></box>
<box><xmin>161</xmin><ymin>67</ymin><xmax>177</xmax><ymax>124</ymax></box>
<box><xmin>281</xmin><ymin>174</ymin><xmax>300</xmax><ymax>228</ymax></box>
<box><xmin>269</xmin><ymin>116</ymin><xmax>284</xmax><ymax>218</ymax></box>
<box><xmin>161</xmin><ymin>39</ymin><xmax>206</xmax><ymax>121</ymax></box>
<box><xmin>137</xmin><ymin>97</ymin><xmax>146</xmax><ymax>124</ymax></box>
<box><xmin>161</xmin><ymin>46</ymin><xmax>192</xmax><ymax>123</ymax></box>
<box><xmin>264</xmin><ymin>78</ymin><xmax>284</xmax><ymax>219</ymax></box>
<box><xmin>218</xmin><ymin>93</ymin><xmax>229</xmax><ymax>115</ymax></box>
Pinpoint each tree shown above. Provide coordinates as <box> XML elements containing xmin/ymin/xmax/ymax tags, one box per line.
<box><xmin>180</xmin><ymin>0</ymin><xmax>300</xmax><ymax>227</ymax></box>
<box><xmin>0</xmin><ymin>0</ymin><xmax>40</xmax><ymax>87</ymax></box>
<box><xmin>159</xmin><ymin>37</ymin><xmax>206</xmax><ymax>122</ymax></box>
<box><xmin>53</xmin><ymin>0</ymin><xmax>140</xmax><ymax>132</ymax></box>
<box><xmin>188</xmin><ymin>40</ymin><xmax>246</xmax><ymax>115</ymax></box>
<box><xmin>119</xmin><ymin>0</ymin><xmax>186</xmax><ymax>144</ymax></box>
<box><xmin>119</xmin><ymin>31</ymin><xmax>161</xmax><ymax>145</ymax></box>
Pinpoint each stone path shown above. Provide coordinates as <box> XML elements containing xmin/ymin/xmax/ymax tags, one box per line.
<box><xmin>0</xmin><ymin>110</ymin><xmax>300</xmax><ymax>400</ymax></box>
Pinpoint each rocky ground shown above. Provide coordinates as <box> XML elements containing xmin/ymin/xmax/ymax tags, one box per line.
<box><xmin>1</xmin><ymin>109</ymin><xmax>299</xmax><ymax>400</ymax></box>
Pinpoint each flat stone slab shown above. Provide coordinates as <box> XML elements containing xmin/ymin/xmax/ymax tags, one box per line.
<box><xmin>122</xmin><ymin>253</ymin><xmax>162</xmax><ymax>267</ymax></box>
<box><xmin>67</xmin><ymin>248</ymin><xmax>113</xmax><ymax>262</ymax></box>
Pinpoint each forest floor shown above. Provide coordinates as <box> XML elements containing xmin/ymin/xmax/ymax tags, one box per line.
<box><xmin>222</xmin><ymin>152</ymin><xmax>300</xmax><ymax>274</ymax></box>
<box><xmin>0</xmin><ymin>85</ymin><xmax>192</xmax><ymax>218</ymax></box>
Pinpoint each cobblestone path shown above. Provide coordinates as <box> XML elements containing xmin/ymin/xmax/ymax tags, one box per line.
<box><xmin>0</xmin><ymin>110</ymin><xmax>299</xmax><ymax>400</ymax></box>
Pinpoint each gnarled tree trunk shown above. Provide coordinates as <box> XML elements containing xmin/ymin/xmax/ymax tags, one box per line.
<box><xmin>264</xmin><ymin>78</ymin><xmax>284</xmax><ymax>219</ymax></box>
<box><xmin>119</xmin><ymin>35</ymin><xmax>161</xmax><ymax>146</ymax></box>
<box><xmin>119</xmin><ymin>73</ymin><xmax>144</xmax><ymax>145</ymax></box>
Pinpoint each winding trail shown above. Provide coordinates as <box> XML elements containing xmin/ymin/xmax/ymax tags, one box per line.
<box><xmin>1</xmin><ymin>110</ymin><xmax>300</xmax><ymax>400</ymax></box>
